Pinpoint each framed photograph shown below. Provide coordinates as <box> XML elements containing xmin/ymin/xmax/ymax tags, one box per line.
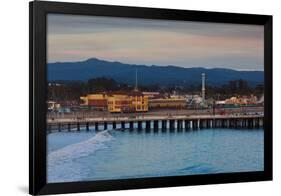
<box><xmin>29</xmin><ymin>1</ymin><xmax>272</xmax><ymax>195</ymax></box>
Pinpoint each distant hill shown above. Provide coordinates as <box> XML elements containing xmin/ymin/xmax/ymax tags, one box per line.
<box><xmin>47</xmin><ymin>58</ymin><xmax>264</xmax><ymax>87</ymax></box>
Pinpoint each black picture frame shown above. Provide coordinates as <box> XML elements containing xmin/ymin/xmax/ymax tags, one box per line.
<box><xmin>29</xmin><ymin>1</ymin><xmax>273</xmax><ymax>195</ymax></box>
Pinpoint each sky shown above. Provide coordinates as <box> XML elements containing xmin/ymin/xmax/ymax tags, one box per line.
<box><xmin>47</xmin><ymin>14</ymin><xmax>264</xmax><ymax>71</ymax></box>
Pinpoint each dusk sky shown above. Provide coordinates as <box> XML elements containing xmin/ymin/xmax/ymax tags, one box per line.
<box><xmin>47</xmin><ymin>14</ymin><xmax>264</xmax><ymax>71</ymax></box>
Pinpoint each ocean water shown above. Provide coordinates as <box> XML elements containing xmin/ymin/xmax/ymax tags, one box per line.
<box><xmin>47</xmin><ymin>127</ymin><xmax>264</xmax><ymax>183</ymax></box>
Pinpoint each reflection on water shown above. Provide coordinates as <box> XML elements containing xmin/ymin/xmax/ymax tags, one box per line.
<box><xmin>47</xmin><ymin>128</ymin><xmax>264</xmax><ymax>183</ymax></box>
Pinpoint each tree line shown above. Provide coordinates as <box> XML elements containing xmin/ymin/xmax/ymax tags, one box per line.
<box><xmin>48</xmin><ymin>77</ymin><xmax>264</xmax><ymax>101</ymax></box>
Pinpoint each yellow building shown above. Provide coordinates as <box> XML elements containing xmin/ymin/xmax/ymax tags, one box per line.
<box><xmin>107</xmin><ymin>92</ymin><xmax>148</xmax><ymax>113</ymax></box>
<box><xmin>80</xmin><ymin>93</ymin><xmax>108</xmax><ymax>110</ymax></box>
<box><xmin>131</xmin><ymin>93</ymin><xmax>148</xmax><ymax>112</ymax></box>
<box><xmin>107</xmin><ymin>94</ymin><xmax>131</xmax><ymax>112</ymax></box>
<box><xmin>80</xmin><ymin>92</ymin><xmax>148</xmax><ymax>113</ymax></box>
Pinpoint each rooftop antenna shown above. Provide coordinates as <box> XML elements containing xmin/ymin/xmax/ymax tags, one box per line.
<box><xmin>134</xmin><ymin>68</ymin><xmax>138</xmax><ymax>91</ymax></box>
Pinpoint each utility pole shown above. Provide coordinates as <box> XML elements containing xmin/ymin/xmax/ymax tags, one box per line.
<box><xmin>202</xmin><ymin>73</ymin><xmax>206</xmax><ymax>103</ymax></box>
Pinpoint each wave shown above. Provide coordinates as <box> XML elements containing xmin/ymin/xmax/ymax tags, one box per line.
<box><xmin>48</xmin><ymin>130</ymin><xmax>114</xmax><ymax>168</ymax></box>
<box><xmin>177</xmin><ymin>164</ymin><xmax>221</xmax><ymax>175</ymax></box>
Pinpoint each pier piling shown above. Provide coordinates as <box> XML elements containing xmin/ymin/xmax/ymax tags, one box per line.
<box><xmin>130</xmin><ymin>121</ymin><xmax>134</xmax><ymax>129</ymax></box>
<box><xmin>47</xmin><ymin>115</ymin><xmax>264</xmax><ymax>133</ymax></box>
<box><xmin>177</xmin><ymin>120</ymin><xmax>183</xmax><ymax>130</ymax></box>
<box><xmin>95</xmin><ymin>122</ymin><xmax>99</xmax><ymax>131</ymax></box>
<box><xmin>154</xmin><ymin>120</ymin><xmax>159</xmax><ymax>130</ymax></box>
<box><xmin>77</xmin><ymin>122</ymin><xmax>80</xmax><ymax>131</ymax></box>
<box><xmin>137</xmin><ymin>121</ymin><xmax>142</xmax><ymax>130</ymax></box>
<box><xmin>185</xmin><ymin>120</ymin><xmax>190</xmax><ymax>130</ymax></box>
<box><xmin>170</xmin><ymin>120</ymin><xmax>175</xmax><ymax>130</ymax></box>
<box><xmin>121</xmin><ymin>121</ymin><xmax>125</xmax><ymax>129</ymax></box>
<box><xmin>112</xmin><ymin>121</ymin><xmax>116</xmax><ymax>129</ymax></box>
<box><xmin>86</xmin><ymin>122</ymin><xmax>89</xmax><ymax>131</ymax></box>
<box><xmin>145</xmin><ymin>121</ymin><xmax>151</xmax><ymax>130</ymax></box>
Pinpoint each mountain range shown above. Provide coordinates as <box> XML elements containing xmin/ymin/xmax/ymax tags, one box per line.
<box><xmin>47</xmin><ymin>58</ymin><xmax>264</xmax><ymax>87</ymax></box>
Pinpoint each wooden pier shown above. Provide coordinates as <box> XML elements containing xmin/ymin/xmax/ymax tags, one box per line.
<box><xmin>47</xmin><ymin>114</ymin><xmax>264</xmax><ymax>133</ymax></box>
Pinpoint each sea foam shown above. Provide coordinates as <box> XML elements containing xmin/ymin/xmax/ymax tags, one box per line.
<box><xmin>47</xmin><ymin>130</ymin><xmax>114</xmax><ymax>182</ymax></box>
